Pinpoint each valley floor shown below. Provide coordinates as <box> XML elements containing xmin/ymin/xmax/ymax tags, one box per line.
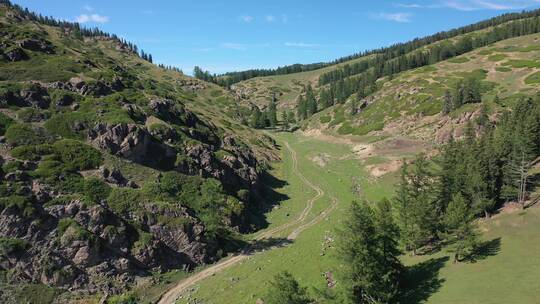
<box><xmin>154</xmin><ymin>132</ymin><xmax>540</xmax><ymax>304</ymax></box>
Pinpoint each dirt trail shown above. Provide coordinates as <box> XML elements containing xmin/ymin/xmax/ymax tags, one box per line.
<box><xmin>157</xmin><ymin>137</ymin><xmax>336</xmax><ymax>304</ymax></box>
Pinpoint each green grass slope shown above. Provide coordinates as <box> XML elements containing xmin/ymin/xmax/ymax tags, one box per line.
<box><xmin>306</xmin><ymin>33</ymin><xmax>540</xmax><ymax>140</ymax></box>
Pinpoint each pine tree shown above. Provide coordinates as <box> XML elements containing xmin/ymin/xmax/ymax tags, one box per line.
<box><xmin>281</xmin><ymin>111</ymin><xmax>289</xmax><ymax>129</ymax></box>
<box><xmin>268</xmin><ymin>98</ymin><xmax>278</xmax><ymax>128</ymax></box>
<box><xmin>338</xmin><ymin>200</ymin><xmax>403</xmax><ymax>303</ymax></box>
<box><xmin>444</xmin><ymin>194</ymin><xmax>478</xmax><ymax>262</ymax></box>
<box><xmin>395</xmin><ymin>155</ymin><xmax>440</xmax><ymax>254</ymax></box>
<box><xmin>442</xmin><ymin>90</ymin><xmax>453</xmax><ymax>115</ymax></box>
<box><xmin>296</xmin><ymin>96</ymin><xmax>307</xmax><ymax>121</ymax></box>
<box><xmin>264</xmin><ymin>272</ymin><xmax>312</xmax><ymax>304</ymax></box>
<box><xmin>305</xmin><ymin>84</ymin><xmax>317</xmax><ymax>116</ymax></box>
<box><xmin>250</xmin><ymin>107</ymin><xmax>264</xmax><ymax>129</ymax></box>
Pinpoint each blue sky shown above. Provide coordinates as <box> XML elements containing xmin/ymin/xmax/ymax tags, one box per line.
<box><xmin>10</xmin><ymin>0</ymin><xmax>540</xmax><ymax>74</ymax></box>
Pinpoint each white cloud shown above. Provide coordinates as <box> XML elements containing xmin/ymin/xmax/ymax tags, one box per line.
<box><xmin>396</xmin><ymin>0</ymin><xmax>540</xmax><ymax>11</ymax></box>
<box><xmin>281</xmin><ymin>14</ymin><xmax>289</xmax><ymax>23</ymax></box>
<box><xmin>240</xmin><ymin>15</ymin><xmax>254</xmax><ymax>23</ymax></box>
<box><xmin>266</xmin><ymin>15</ymin><xmax>276</xmax><ymax>22</ymax></box>
<box><xmin>83</xmin><ymin>5</ymin><xmax>93</xmax><ymax>12</ymax></box>
<box><xmin>375</xmin><ymin>12</ymin><xmax>412</xmax><ymax>22</ymax></box>
<box><xmin>75</xmin><ymin>14</ymin><xmax>109</xmax><ymax>24</ymax></box>
<box><xmin>284</xmin><ymin>42</ymin><xmax>321</xmax><ymax>48</ymax></box>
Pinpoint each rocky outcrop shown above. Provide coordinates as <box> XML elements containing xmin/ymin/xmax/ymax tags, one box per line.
<box><xmin>0</xmin><ymin>84</ymin><xmax>50</xmax><ymax>108</ymax></box>
<box><xmin>18</xmin><ymin>38</ymin><xmax>55</xmax><ymax>54</ymax></box>
<box><xmin>88</xmin><ymin>123</ymin><xmax>176</xmax><ymax>168</ymax></box>
<box><xmin>45</xmin><ymin>77</ymin><xmax>122</xmax><ymax>97</ymax></box>
<box><xmin>0</xmin><ymin>197</ymin><xmax>210</xmax><ymax>294</ymax></box>
<box><xmin>3</xmin><ymin>47</ymin><xmax>27</xmax><ymax>61</ymax></box>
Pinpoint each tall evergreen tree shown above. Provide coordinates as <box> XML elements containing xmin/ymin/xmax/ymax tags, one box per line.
<box><xmin>395</xmin><ymin>155</ymin><xmax>440</xmax><ymax>254</ymax></box>
<box><xmin>296</xmin><ymin>95</ymin><xmax>307</xmax><ymax>121</ymax></box>
<box><xmin>337</xmin><ymin>200</ymin><xmax>403</xmax><ymax>303</ymax></box>
<box><xmin>443</xmin><ymin>194</ymin><xmax>478</xmax><ymax>262</ymax></box>
<box><xmin>267</xmin><ymin>98</ymin><xmax>278</xmax><ymax>128</ymax></box>
<box><xmin>442</xmin><ymin>90</ymin><xmax>453</xmax><ymax>115</ymax></box>
<box><xmin>264</xmin><ymin>272</ymin><xmax>312</xmax><ymax>304</ymax></box>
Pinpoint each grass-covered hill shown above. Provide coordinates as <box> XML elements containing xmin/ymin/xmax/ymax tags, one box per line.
<box><xmin>232</xmin><ymin>11</ymin><xmax>540</xmax><ymax>140</ymax></box>
<box><xmin>308</xmin><ymin>33</ymin><xmax>540</xmax><ymax>140</ymax></box>
<box><xmin>0</xmin><ymin>1</ymin><xmax>278</xmax><ymax>301</ymax></box>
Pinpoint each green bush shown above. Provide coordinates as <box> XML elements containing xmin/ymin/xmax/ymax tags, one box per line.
<box><xmin>57</xmin><ymin>218</ymin><xmax>93</xmax><ymax>243</ymax></box>
<box><xmin>0</xmin><ymin>195</ymin><xmax>35</xmax><ymax>217</ymax></box>
<box><xmin>83</xmin><ymin>178</ymin><xmax>111</xmax><ymax>202</ymax></box>
<box><xmin>2</xmin><ymin>160</ymin><xmax>23</xmax><ymax>173</ymax></box>
<box><xmin>11</xmin><ymin>144</ymin><xmax>53</xmax><ymax>161</ymax></box>
<box><xmin>0</xmin><ymin>238</ymin><xmax>29</xmax><ymax>256</ymax></box>
<box><xmin>107</xmin><ymin>293</ymin><xmax>138</xmax><ymax>304</ymax></box>
<box><xmin>0</xmin><ymin>112</ymin><xmax>14</xmax><ymax>136</ymax></box>
<box><xmin>5</xmin><ymin>124</ymin><xmax>44</xmax><ymax>146</ymax></box>
<box><xmin>16</xmin><ymin>108</ymin><xmax>51</xmax><ymax>122</ymax></box>
<box><xmin>34</xmin><ymin>160</ymin><xmax>64</xmax><ymax>178</ymax></box>
<box><xmin>107</xmin><ymin>188</ymin><xmax>146</xmax><ymax>214</ymax></box>
<box><xmin>52</xmin><ymin>139</ymin><xmax>103</xmax><ymax>171</ymax></box>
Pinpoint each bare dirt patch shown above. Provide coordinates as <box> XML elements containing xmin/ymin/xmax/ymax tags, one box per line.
<box><xmin>366</xmin><ymin>159</ymin><xmax>403</xmax><ymax>177</ymax></box>
<box><xmin>310</xmin><ymin>153</ymin><xmax>331</xmax><ymax>167</ymax></box>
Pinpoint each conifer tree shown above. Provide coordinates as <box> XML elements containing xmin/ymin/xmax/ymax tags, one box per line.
<box><xmin>268</xmin><ymin>98</ymin><xmax>278</xmax><ymax>128</ymax></box>
<box><xmin>338</xmin><ymin>200</ymin><xmax>403</xmax><ymax>303</ymax></box>
<box><xmin>444</xmin><ymin>194</ymin><xmax>478</xmax><ymax>262</ymax></box>
<box><xmin>442</xmin><ymin>90</ymin><xmax>453</xmax><ymax>115</ymax></box>
<box><xmin>395</xmin><ymin>155</ymin><xmax>439</xmax><ymax>254</ymax></box>
<box><xmin>264</xmin><ymin>272</ymin><xmax>312</xmax><ymax>304</ymax></box>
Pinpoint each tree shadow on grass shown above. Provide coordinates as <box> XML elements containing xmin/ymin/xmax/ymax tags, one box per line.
<box><xmin>399</xmin><ymin>256</ymin><xmax>448</xmax><ymax>304</ymax></box>
<box><xmin>467</xmin><ymin>237</ymin><xmax>501</xmax><ymax>263</ymax></box>
<box><xmin>248</xmin><ymin>169</ymin><xmax>290</xmax><ymax>230</ymax></box>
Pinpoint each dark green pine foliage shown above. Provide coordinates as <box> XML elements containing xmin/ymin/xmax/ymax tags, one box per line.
<box><xmin>442</xmin><ymin>90</ymin><xmax>453</xmax><ymax>115</ymax></box>
<box><xmin>208</xmin><ymin>9</ymin><xmax>540</xmax><ymax>87</ymax></box>
<box><xmin>443</xmin><ymin>193</ymin><xmax>478</xmax><ymax>262</ymax></box>
<box><xmin>394</xmin><ymin>155</ymin><xmax>440</xmax><ymax>254</ymax></box>
<box><xmin>296</xmin><ymin>95</ymin><xmax>307</xmax><ymax>121</ymax></box>
<box><xmin>337</xmin><ymin>200</ymin><xmax>403</xmax><ymax>304</ymax></box>
<box><xmin>263</xmin><ymin>272</ymin><xmax>313</xmax><ymax>304</ymax></box>
<box><xmin>305</xmin><ymin>84</ymin><xmax>318</xmax><ymax>116</ymax></box>
<box><xmin>267</xmin><ymin>96</ymin><xmax>278</xmax><ymax>128</ymax></box>
<box><xmin>438</xmin><ymin>95</ymin><xmax>540</xmax><ymax>215</ymax></box>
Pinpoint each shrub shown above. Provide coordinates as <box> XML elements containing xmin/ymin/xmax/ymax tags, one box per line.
<box><xmin>34</xmin><ymin>160</ymin><xmax>64</xmax><ymax>178</ymax></box>
<box><xmin>107</xmin><ymin>188</ymin><xmax>146</xmax><ymax>214</ymax></box>
<box><xmin>52</xmin><ymin>139</ymin><xmax>103</xmax><ymax>171</ymax></box>
<box><xmin>0</xmin><ymin>112</ymin><xmax>14</xmax><ymax>136</ymax></box>
<box><xmin>11</xmin><ymin>144</ymin><xmax>53</xmax><ymax>161</ymax></box>
<box><xmin>0</xmin><ymin>238</ymin><xmax>29</xmax><ymax>256</ymax></box>
<box><xmin>57</xmin><ymin>218</ymin><xmax>93</xmax><ymax>243</ymax></box>
<box><xmin>5</xmin><ymin>124</ymin><xmax>44</xmax><ymax>146</ymax></box>
<box><xmin>16</xmin><ymin>108</ymin><xmax>51</xmax><ymax>122</ymax></box>
<box><xmin>107</xmin><ymin>293</ymin><xmax>138</xmax><ymax>304</ymax></box>
<box><xmin>83</xmin><ymin>177</ymin><xmax>111</xmax><ymax>202</ymax></box>
<box><xmin>0</xmin><ymin>195</ymin><xmax>35</xmax><ymax>217</ymax></box>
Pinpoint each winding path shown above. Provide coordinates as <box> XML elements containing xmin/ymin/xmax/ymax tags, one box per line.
<box><xmin>157</xmin><ymin>136</ymin><xmax>337</xmax><ymax>304</ymax></box>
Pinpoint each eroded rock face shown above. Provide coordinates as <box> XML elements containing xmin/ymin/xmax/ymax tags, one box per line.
<box><xmin>0</xmin><ymin>198</ymin><xmax>209</xmax><ymax>294</ymax></box>
<box><xmin>18</xmin><ymin>38</ymin><xmax>55</xmax><ymax>54</ymax></box>
<box><xmin>88</xmin><ymin>123</ymin><xmax>176</xmax><ymax>167</ymax></box>
<box><xmin>4</xmin><ymin>47</ymin><xmax>27</xmax><ymax>61</ymax></box>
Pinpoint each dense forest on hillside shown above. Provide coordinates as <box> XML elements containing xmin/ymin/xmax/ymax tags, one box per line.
<box><xmin>316</xmin><ymin>13</ymin><xmax>540</xmax><ymax>110</ymax></box>
<box><xmin>195</xmin><ymin>9</ymin><xmax>540</xmax><ymax>88</ymax></box>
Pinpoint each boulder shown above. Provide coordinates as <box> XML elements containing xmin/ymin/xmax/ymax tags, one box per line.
<box><xmin>4</xmin><ymin>47</ymin><xmax>27</xmax><ymax>61</ymax></box>
<box><xmin>18</xmin><ymin>38</ymin><xmax>54</xmax><ymax>54</ymax></box>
